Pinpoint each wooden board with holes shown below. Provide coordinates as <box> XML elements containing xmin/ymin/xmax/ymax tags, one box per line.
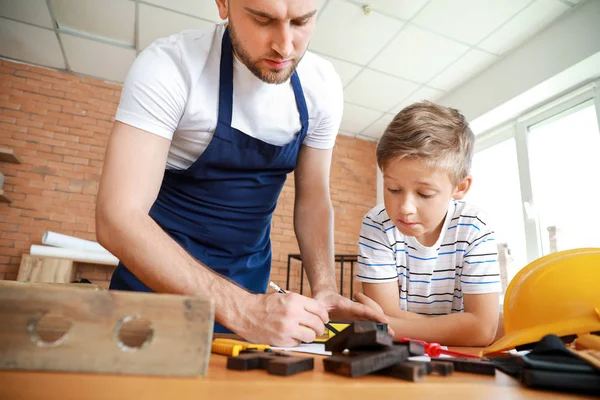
<box><xmin>0</xmin><ymin>280</ymin><xmax>215</xmax><ymax>377</ymax></box>
<box><xmin>16</xmin><ymin>255</ymin><xmax>76</xmax><ymax>284</ymax></box>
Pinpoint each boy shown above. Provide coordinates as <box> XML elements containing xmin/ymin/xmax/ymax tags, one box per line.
<box><xmin>355</xmin><ymin>101</ymin><xmax>501</xmax><ymax>346</ymax></box>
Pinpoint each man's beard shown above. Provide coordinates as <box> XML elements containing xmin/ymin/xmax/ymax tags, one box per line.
<box><xmin>229</xmin><ymin>23</ymin><xmax>303</xmax><ymax>85</ymax></box>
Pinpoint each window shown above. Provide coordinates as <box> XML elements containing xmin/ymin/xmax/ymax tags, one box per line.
<box><xmin>470</xmin><ymin>82</ymin><xmax>600</xmax><ymax>287</ymax></box>
<box><xmin>526</xmin><ymin>101</ymin><xmax>600</xmax><ymax>255</ymax></box>
<box><xmin>468</xmin><ymin>138</ymin><xmax>527</xmax><ymax>290</ymax></box>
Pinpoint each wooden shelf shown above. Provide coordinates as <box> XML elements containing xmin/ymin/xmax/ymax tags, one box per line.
<box><xmin>0</xmin><ymin>190</ymin><xmax>10</xmax><ymax>203</ymax></box>
<box><xmin>0</xmin><ymin>148</ymin><xmax>22</xmax><ymax>164</ymax></box>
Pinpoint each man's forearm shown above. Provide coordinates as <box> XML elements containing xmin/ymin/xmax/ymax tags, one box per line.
<box><xmin>293</xmin><ymin>196</ymin><xmax>337</xmax><ymax>293</ymax></box>
<box><xmin>387</xmin><ymin>312</ymin><xmax>497</xmax><ymax>346</ymax></box>
<box><xmin>96</xmin><ymin>207</ymin><xmax>251</xmax><ymax>330</ymax></box>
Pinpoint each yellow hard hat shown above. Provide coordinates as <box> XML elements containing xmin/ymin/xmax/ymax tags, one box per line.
<box><xmin>484</xmin><ymin>248</ymin><xmax>600</xmax><ymax>355</ymax></box>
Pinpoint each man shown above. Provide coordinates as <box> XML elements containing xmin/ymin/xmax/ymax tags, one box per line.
<box><xmin>96</xmin><ymin>0</ymin><xmax>386</xmax><ymax>346</ymax></box>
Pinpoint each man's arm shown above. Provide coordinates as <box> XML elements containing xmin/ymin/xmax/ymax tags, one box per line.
<box><xmin>96</xmin><ymin>122</ymin><xmax>329</xmax><ymax>346</ymax></box>
<box><xmin>293</xmin><ymin>145</ymin><xmax>337</xmax><ymax>293</ymax></box>
<box><xmin>356</xmin><ymin>290</ymin><xmax>499</xmax><ymax>346</ymax></box>
<box><xmin>293</xmin><ymin>145</ymin><xmax>387</xmax><ymax>323</ymax></box>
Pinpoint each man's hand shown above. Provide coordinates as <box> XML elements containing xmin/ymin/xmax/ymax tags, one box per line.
<box><xmin>312</xmin><ymin>290</ymin><xmax>389</xmax><ymax>324</ymax></box>
<box><xmin>237</xmin><ymin>292</ymin><xmax>329</xmax><ymax>346</ymax></box>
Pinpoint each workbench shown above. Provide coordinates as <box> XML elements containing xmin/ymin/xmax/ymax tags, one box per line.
<box><xmin>0</xmin><ymin>345</ymin><xmax>594</xmax><ymax>399</ymax></box>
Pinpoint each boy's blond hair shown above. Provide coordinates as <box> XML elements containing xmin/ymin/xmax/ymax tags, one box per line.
<box><xmin>376</xmin><ymin>101</ymin><xmax>475</xmax><ymax>184</ymax></box>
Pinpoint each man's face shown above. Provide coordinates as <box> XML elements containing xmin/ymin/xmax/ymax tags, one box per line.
<box><xmin>216</xmin><ymin>0</ymin><xmax>318</xmax><ymax>84</ymax></box>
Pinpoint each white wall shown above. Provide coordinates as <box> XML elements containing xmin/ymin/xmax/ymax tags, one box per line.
<box><xmin>438</xmin><ymin>0</ymin><xmax>600</xmax><ymax>125</ymax></box>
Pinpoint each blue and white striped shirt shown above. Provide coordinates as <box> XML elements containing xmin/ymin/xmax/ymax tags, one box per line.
<box><xmin>356</xmin><ymin>200</ymin><xmax>501</xmax><ymax>316</ymax></box>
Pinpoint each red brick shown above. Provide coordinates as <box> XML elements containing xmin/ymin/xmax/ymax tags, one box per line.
<box><xmin>63</xmin><ymin>155</ymin><xmax>89</xmax><ymax>165</ymax></box>
<box><xmin>0</xmin><ymin>65</ymin><xmax>15</xmax><ymax>74</ymax></box>
<box><xmin>79</xmin><ymin>137</ymin><xmax>106</xmax><ymax>147</ymax></box>
<box><xmin>20</xmin><ymin>101</ymin><xmax>47</xmax><ymax>115</ymax></box>
<box><xmin>36</xmin><ymin>151</ymin><xmax>63</xmax><ymax>162</ymax></box>
<box><xmin>49</xmin><ymin>147</ymin><xmax>76</xmax><ymax>158</ymax></box>
<box><xmin>53</xmin><ymin>132</ymin><xmax>79</xmax><ymax>143</ymax></box>
<box><xmin>3</xmin><ymin>75</ymin><xmax>27</xmax><ymax>86</ymax></box>
<box><xmin>15</xmin><ymin>171</ymin><xmax>45</xmax><ymax>181</ymax></box>
<box><xmin>43</xmin><ymin>124</ymin><xmax>69</xmax><ymax>134</ymax></box>
<box><xmin>0</xmin><ymin>223</ymin><xmax>18</xmax><ymax>232</ymax></box>
<box><xmin>44</xmin><ymin>175</ymin><xmax>70</xmax><ymax>185</ymax></box>
<box><xmin>0</xmin><ymin>115</ymin><xmax>17</xmax><ymax>124</ymax></box>
<box><xmin>47</xmin><ymin>111</ymin><xmax>73</xmax><ymax>121</ymax></box>
<box><xmin>33</xmin><ymin>136</ymin><xmax>66</xmax><ymax>147</ymax></box>
<box><xmin>30</xmin><ymin>180</ymin><xmax>57</xmax><ymax>190</ymax></box>
<box><xmin>26</xmin><ymin>127</ymin><xmax>54</xmax><ymax>139</ymax></box>
<box><xmin>31</xmin><ymin>114</ymin><xmax>58</xmax><ymax>125</ymax></box>
<box><xmin>68</xmin><ymin>127</ymin><xmax>94</xmax><ymax>137</ymax></box>
<box><xmin>52</xmin><ymin>83</ymin><xmax>79</xmax><ymax>94</ymax></box>
<box><xmin>16</xmin><ymin>118</ymin><xmax>44</xmax><ymax>129</ymax></box>
<box><xmin>11</xmin><ymin>81</ymin><xmax>44</xmax><ymax>95</ymax></box>
<box><xmin>62</xmin><ymin>106</ymin><xmax>88</xmax><ymax>116</ymax></box>
<box><xmin>0</xmin><ymin>100</ymin><xmax>20</xmax><ymax>110</ymax></box>
<box><xmin>47</xmin><ymin>161</ymin><xmax>74</xmax><ymax>171</ymax></box>
<box><xmin>0</xmin><ymin>87</ymin><xmax>24</xmax><ymax>97</ymax></box>
<box><xmin>65</xmin><ymin>142</ymin><xmax>90</xmax><ymax>152</ymax></box>
<box><xmin>39</xmin><ymin>88</ymin><xmax>67</xmax><ymax>98</ymax></box>
<box><xmin>0</xmin><ymin>232</ymin><xmax>30</xmax><ymax>241</ymax></box>
<box><xmin>41</xmin><ymin>75</ymin><xmax>72</xmax><ymax>87</ymax></box>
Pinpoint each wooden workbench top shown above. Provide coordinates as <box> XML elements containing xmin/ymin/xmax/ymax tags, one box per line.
<box><xmin>0</xmin><ymin>346</ymin><xmax>593</xmax><ymax>400</ymax></box>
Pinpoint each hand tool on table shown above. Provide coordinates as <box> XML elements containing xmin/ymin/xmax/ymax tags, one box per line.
<box><xmin>212</xmin><ymin>338</ymin><xmax>271</xmax><ymax>357</ymax></box>
<box><xmin>399</xmin><ymin>337</ymin><xmax>479</xmax><ymax>358</ymax></box>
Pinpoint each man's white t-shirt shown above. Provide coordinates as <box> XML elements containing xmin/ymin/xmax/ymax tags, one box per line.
<box><xmin>115</xmin><ymin>24</ymin><xmax>344</xmax><ymax>170</ymax></box>
<box><xmin>356</xmin><ymin>201</ymin><xmax>502</xmax><ymax>316</ymax></box>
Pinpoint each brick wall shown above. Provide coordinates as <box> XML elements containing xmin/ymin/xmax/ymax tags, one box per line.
<box><xmin>0</xmin><ymin>58</ymin><xmax>378</xmax><ymax>296</ymax></box>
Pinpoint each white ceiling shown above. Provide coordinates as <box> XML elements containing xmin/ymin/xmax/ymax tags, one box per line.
<box><xmin>0</xmin><ymin>0</ymin><xmax>581</xmax><ymax>140</ymax></box>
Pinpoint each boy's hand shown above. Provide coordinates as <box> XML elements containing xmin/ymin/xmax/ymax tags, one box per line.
<box><xmin>353</xmin><ymin>292</ymin><xmax>385</xmax><ymax>315</ymax></box>
<box><xmin>312</xmin><ymin>290</ymin><xmax>389</xmax><ymax>324</ymax></box>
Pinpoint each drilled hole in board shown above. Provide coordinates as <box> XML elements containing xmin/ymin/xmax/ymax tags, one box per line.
<box><xmin>116</xmin><ymin>316</ymin><xmax>153</xmax><ymax>351</ymax></box>
<box><xmin>28</xmin><ymin>313</ymin><xmax>72</xmax><ymax>347</ymax></box>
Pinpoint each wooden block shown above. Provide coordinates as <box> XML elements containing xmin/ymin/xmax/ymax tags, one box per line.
<box><xmin>431</xmin><ymin>357</ymin><xmax>496</xmax><ymax>375</ymax></box>
<box><xmin>325</xmin><ymin>322</ymin><xmax>392</xmax><ymax>353</ymax></box>
<box><xmin>401</xmin><ymin>360</ymin><xmax>432</xmax><ymax>374</ymax></box>
<box><xmin>267</xmin><ymin>354</ymin><xmax>314</xmax><ymax>376</ymax></box>
<box><xmin>324</xmin><ymin>323</ymin><xmax>355</xmax><ymax>353</ymax></box>
<box><xmin>430</xmin><ymin>361</ymin><xmax>454</xmax><ymax>376</ymax></box>
<box><xmin>323</xmin><ymin>345</ymin><xmax>408</xmax><ymax>377</ymax></box>
<box><xmin>378</xmin><ymin>361</ymin><xmax>427</xmax><ymax>382</ymax></box>
<box><xmin>396</xmin><ymin>340</ymin><xmax>425</xmax><ymax>356</ymax></box>
<box><xmin>0</xmin><ymin>280</ymin><xmax>215</xmax><ymax>377</ymax></box>
<box><xmin>227</xmin><ymin>352</ymin><xmax>314</xmax><ymax>376</ymax></box>
<box><xmin>16</xmin><ymin>255</ymin><xmax>75</xmax><ymax>284</ymax></box>
<box><xmin>0</xmin><ymin>147</ymin><xmax>22</xmax><ymax>164</ymax></box>
<box><xmin>0</xmin><ymin>189</ymin><xmax>10</xmax><ymax>203</ymax></box>
<box><xmin>346</xmin><ymin>329</ymin><xmax>393</xmax><ymax>350</ymax></box>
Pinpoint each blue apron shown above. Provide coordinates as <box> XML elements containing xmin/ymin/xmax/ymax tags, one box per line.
<box><xmin>109</xmin><ymin>28</ymin><xmax>310</xmax><ymax>333</ymax></box>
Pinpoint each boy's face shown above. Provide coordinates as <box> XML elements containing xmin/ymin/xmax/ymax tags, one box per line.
<box><xmin>382</xmin><ymin>158</ymin><xmax>471</xmax><ymax>247</ymax></box>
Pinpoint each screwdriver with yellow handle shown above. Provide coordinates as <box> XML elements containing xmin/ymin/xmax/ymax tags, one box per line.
<box><xmin>211</xmin><ymin>338</ymin><xmax>271</xmax><ymax>357</ymax></box>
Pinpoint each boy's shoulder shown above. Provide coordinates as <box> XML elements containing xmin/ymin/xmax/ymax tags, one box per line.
<box><xmin>450</xmin><ymin>200</ymin><xmax>493</xmax><ymax>231</ymax></box>
<box><xmin>364</xmin><ymin>204</ymin><xmax>390</xmax><ymax>224</ymax></box>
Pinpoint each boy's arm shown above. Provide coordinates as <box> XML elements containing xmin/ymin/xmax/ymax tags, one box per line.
<box><xmin>357</xmin><ymin>291</ymin><xmax>499</xmax><ymax>345</ymax></box>
<box><xmin>360</xmin><ymin>282</ymin><xmax>427</xmax><ymax>320</ymax></box>
<box><xmin>357</xmin><ymin>218</ymin><xmax>501</xmax><ymax>345</ymax></box>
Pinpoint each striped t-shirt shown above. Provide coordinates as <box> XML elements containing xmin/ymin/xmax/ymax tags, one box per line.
<box><xmin>356</xmin><ymin>200</ymin><xmax>501</xmax><ymax>316</ymax></box>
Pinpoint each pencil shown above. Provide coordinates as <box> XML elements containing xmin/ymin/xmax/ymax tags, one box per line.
<box><xmin>268</xmin><ymin>281</ymin><xmax>338</xmax><ymax>334</ymax></box>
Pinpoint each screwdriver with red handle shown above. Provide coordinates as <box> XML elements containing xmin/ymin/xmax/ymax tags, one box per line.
<box><xmin>399</xmin><ymin>338</ymin><xmax>479</xmax><ymax>358</ymax></box>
